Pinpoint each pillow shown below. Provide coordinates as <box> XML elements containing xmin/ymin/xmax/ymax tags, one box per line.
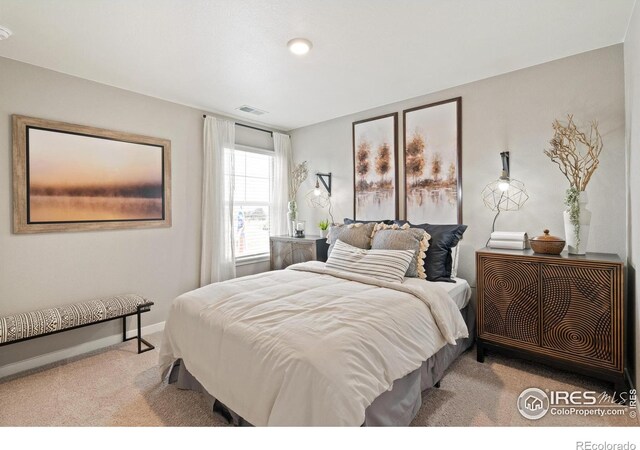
<box><xmin>326</xmin><ymin>239</ymin><xmax>414</xmax><ymax>283</ymax></box>
<box><xmin>326</xmin><ymin>222</ymin><xmax>376</xmax><ymax>256</ymax></box>
<box><xmin>394</xmin><ymin>221</ymin><xmax>468</xmax><ymax>282</ymax></box>
<box><xmin>371</xmin><ymin>223</ymin><xmax>430</xmax><ymax>279</ymax></box>
<box><xmin>451</xmin><ymin>245</ymin><xmax>460</xmax><ymax>278</ymax></box>
<box><xmin>344</xmin><ymin>218</ymin><xmax>395</xmax><ymax>225</ymax></box>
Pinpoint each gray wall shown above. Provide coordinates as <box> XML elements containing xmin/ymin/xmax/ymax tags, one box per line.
<box><xmin>0</xmin><ymin>57</ymin><xmax>272</xmax><ymax>370</ymax></box>
<box><xmin>0</xmin><ymin>56</ymin><xmax>202</xmax><ymax>366</ymax></box>
<box><xmin>625</xmin><ymin>3</ymin><xmax>640</xmax><ymax>390</ymax></box>
<box><xmin>291</xmin><ymin>45</ymin><xmax>627</xmax><ymax>272</ymax></box>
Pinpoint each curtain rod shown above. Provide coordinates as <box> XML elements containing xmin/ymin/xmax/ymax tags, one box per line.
<box><xmin>202</xmin><ymin>114</ymin><xmax>274</xmax><ymax>136</ymax></box>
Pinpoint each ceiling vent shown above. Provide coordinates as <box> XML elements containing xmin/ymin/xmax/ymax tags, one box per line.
<box><xmin>236</xmin><ymin>105</ymin><xmax>268</xmax><ymax>116</ymax></box>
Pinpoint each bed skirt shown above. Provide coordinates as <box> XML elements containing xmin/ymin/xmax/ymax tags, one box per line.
<box><xmin>165</xmin><ymin>302</ymin><xmax>475</xmax><ymax>426</ymax></box>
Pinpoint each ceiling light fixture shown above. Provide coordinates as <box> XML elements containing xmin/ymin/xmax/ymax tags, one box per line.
<box><xmin>0</xmin><ymin>25</ymin><xmax>12</xmax><ymax>41</ymax></box>
<box><xmin>287</xmin><ymin>38</ymin><xmax>312</xmax><ymax>55</ymax></box>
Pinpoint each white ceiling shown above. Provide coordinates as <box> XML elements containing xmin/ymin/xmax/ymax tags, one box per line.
<box><xmin>0</xmin><ymin>0</ymin><xmax>635</xmax><ymax>130</ymax></box>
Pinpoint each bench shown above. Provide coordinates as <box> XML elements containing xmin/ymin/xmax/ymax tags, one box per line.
<box><xmin>0</xmin><ymin>294</ymin><xmax>155</xmax><ymax>354</ymax></box>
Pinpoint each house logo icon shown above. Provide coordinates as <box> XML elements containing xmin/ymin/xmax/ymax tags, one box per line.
<box><xmin>525</xmin><ymin>395</ymin><xmax>543</xmax><ymax>411</ymax></box>
<box><xmin>517</xmin><ymin>388</ymin><xmax>550</xmax><ymax>420</ymax></box>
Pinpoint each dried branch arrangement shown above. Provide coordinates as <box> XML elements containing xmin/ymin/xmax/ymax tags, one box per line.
<box><xmin>544</xmin><ymin>114</ymin><xmax>603</xmax><ymax>191</ymax></box>
<box><xmin>289</xmin><ymin>161</ymin><xmax>308</xmax><ymax>200</ymax></box>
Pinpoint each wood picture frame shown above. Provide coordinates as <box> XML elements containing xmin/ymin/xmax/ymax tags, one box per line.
<box><xmin>352</xmin><ymin>112</ymin><xmax>399</xmax><ymax>220</ymax></box>
<box><xmin>12</xmin><ymin>115</ymin><xmax>171</xmax><ymax>233</ymax></box>
<box><xmin>403</xmin><ymin>97</ymin><xmax>462</xmax><ymax>224</ymax></box>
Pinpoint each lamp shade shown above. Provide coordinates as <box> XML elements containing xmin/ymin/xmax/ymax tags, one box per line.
<box><xmin>306</xmin><ymin>188</ymin><xmax>331</xmax><ymax>209</ymax></box>
<box><xmin>481</xmin><ymin>178</ymin><xmax>529</xmax><ymax>211</ymax></box>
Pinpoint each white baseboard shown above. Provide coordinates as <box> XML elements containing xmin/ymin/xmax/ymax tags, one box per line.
<box><xmin>0</xmin><ymin>321</ymin><xmax>165</xmax><ymax>379</ymax></box>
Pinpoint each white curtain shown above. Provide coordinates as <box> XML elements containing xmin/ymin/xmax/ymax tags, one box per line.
<box><xmin>271</xmin><ymin>132</ymin><xmax>292</xmax><ymax>236</ymax></box>
<box><xmin>200</xmin><ymin>116</ymin><xmax>236</xmax><ymax>286</ymax></box>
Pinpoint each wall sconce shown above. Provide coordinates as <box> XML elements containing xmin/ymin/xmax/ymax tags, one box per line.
<box><xmin>314</xmin><ymin>172</ymin><xmax>332</xmax><ymax>196</ymax></box>
<box><xmin>306</xmin><ymin>172</ymin><xmax>334</xmax><ymax>224</ymax></box>
<box><xmin>481</xmin><ymin>151</ymin><xmax>529</xmax><ymax>234</ymax></box>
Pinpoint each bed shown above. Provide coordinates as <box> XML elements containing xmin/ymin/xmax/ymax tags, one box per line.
<box><xmin>159</xmin><ymin>249</ymin><xmax>475</xmax><ymax>426</ymax></box>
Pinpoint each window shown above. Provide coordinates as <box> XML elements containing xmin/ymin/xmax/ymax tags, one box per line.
<box><xmin>225</xmin><ymin>146</ymin><xmax>273</xmax><ymax>260</ymax></box>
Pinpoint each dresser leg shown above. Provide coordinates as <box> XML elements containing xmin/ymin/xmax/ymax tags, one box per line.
<box><xmin>476</xmin><ymin>343</ymin><xmax>485</xmax><ymax>363</ymax></box>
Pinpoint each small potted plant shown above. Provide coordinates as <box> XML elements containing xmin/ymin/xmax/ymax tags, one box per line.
<box><xmin>318</xmin><ymin>219</ymin><xmax>330</xmax><ymax>238</ymax></box>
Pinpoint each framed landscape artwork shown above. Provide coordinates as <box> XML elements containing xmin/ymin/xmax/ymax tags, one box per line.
<box><xmin>403</xmin><ymin>97</ymin><xmax>462</xmax><ymax>224</ymax></box>
<box><xmin>12</xmin><ymin>115</ymin><xmax>171</xmax><ymax>233</ymax></box>
<box><xmin>352</xmin><ymin>113</ymin><xmax>399</xmax><ymax>220</ymax></box>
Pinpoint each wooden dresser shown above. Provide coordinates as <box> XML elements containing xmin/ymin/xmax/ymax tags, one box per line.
<box><xmin>269</xmin><ymin>235</ymin><xmax>329</xmax><ymax>270</ymax></box>
<box><xmin>476</xmin><ymin>248</ymin><xmax>627</xmax><ymax>393</ymax></box>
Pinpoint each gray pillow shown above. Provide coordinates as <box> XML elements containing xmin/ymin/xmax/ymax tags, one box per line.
<box><xmin>326</xmin><ymin>222</ymin><xmax>376</xmax><ymax>256</ymax></box>
<box><xmin>371</xmin><ymin>226</ymin><xmax>429</xmax><ymax>278</ymax></box>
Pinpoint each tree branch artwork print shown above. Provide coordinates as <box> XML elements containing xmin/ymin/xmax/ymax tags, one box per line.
<box><xmin>403</xmin><ymin>98</ymin><xmax>461</xmax><ymax>224</ymax></box>
<box><xmin>352</xmin><ymin>113</ymin><xmax>398</xmax><ymax>220</ymax></box>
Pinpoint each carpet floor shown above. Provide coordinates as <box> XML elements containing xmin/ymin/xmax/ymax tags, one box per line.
<box><xmin>0</xmin><ymin>332</ymin><xmax>637</xmax><ymax>427</ymax></box>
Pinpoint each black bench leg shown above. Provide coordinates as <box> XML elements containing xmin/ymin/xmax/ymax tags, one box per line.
<box><xmin>136</xmin><ymin>305</ymin><xmax>155</xmax><ymax>354</ymax></box>
<box><xmin>122</xmin><ymin>306</ymin><xmax>155</xmax><ymax>354</ymax></box>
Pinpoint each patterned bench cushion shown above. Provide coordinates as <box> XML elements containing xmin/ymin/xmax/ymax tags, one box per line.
<box><xmin>0</xmin><ymin>294</ymin><xmax>150</xmax><ymax>344</ymax></box>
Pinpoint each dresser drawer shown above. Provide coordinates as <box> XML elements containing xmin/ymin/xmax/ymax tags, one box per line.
<box><xmin>477</xmin><ymin>255</ymin><xmax>539</xmax><ymax>345</ymax></box>
<box><xmin>540</xmin><ymin>263</ymin><xmax>621</xmax><ymax>371</ymax></box>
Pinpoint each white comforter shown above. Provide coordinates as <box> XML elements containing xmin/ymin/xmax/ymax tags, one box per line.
<box><xmin>159</xmin><ymin>261</ymin><xmax>468</xmax><ymax>426</ymax></box>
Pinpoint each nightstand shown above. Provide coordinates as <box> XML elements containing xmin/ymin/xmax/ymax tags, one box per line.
<box><xmin>269</xmin><ymin>235</ymin><xmax>329</xmax><ymax>270</ymax></box>
<box><xmin>476</xmin><ymin>247</ymin><xmax>628</xmax><ymax>396</ymax></box>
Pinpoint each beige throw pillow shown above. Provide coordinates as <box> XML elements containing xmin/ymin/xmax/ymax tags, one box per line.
<box><xmin>326</xmin><ymin>222</ymin><xmax>376</xmax><ymax>256</ymax></box>
<box><xmin>371</xmin><ymin>223</ymin><xmax>430</xmax><ymax>279</ymax></box>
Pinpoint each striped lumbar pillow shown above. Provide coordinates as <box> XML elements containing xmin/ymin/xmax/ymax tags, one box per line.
<box><xmin>325</xmin><ymin>239</ymin><xmax>415</xmax><ymax>283</ymax></box>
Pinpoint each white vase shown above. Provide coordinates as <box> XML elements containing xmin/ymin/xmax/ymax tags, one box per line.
<box><xmin>563</xmin><ymin>191</ymin><xmax>591</xmax><ymax>255</ymax></box>
<box><xmin>320</xmin><ymin>229</ymin><xmax>328</xmax><ymax>239</ymax></box>
<box><xmin>287</xmin><ymin>201</ymin><xmax>297</xmax><ymax>237</ymax></box>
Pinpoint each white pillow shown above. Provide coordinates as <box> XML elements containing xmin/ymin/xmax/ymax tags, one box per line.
<box><xmin>326</xmin><ymin>239</ymin><xmax>414</xmax><ymax>283</ymax></box>
<box><xmin>451</xmin><ymin>244</ymin><xmax>460</xmax><ymax>278</ymax></box>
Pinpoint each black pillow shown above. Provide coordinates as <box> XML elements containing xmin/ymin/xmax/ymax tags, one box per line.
<box><xmin>394</xmin><ymin>220</ymin><xmax>467</xmax><ymax>283</ymax></box>
<box><xmin>344</xmin><ymin>218</ymin><xmax>395</xmax><ymax>225</ymax></box>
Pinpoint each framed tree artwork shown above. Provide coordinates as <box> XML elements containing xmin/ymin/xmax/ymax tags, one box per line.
<box><xmin>352</xmin><ymin>113</ymin><xmax>399</xmax><ymax>220</ymax></box>
<box><xmin>12</xmin><ymin>115</ymin><xmax>171</xmax><ymax>233</ymax></box>
<box><xmin>403</xmin><ymin>97</ymin><xmax>462</xmax><ymax>224</ymax></box>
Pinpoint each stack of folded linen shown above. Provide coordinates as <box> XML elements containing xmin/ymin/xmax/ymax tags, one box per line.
<box><xmin>488</xmin><ymin>231</ymin><xmax>529</xmax><ymax>250</ymax></box>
